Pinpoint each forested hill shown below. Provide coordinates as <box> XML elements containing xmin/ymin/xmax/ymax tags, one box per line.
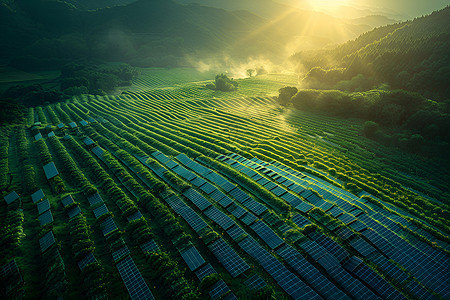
<box><xmin>293</xmin><ymin>6</ymin><xmax>450</xmax><ymax>101</ymax></box>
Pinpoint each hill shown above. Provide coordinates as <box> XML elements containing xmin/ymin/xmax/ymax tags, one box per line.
<box><xmin>292</xmin><ymin>6</ymin><xmax>450</xmax><ymax>100</ymax></box>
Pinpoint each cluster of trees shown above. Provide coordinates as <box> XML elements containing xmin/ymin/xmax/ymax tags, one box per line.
<box><xmin>1</xmin><ymin>85</ymin><xmax>62</xmax><ymax>108</ymax></box>
<box><xmin>293</xmin><ymin>7</ymin><xmax>450</xmax><ymax>101</ymax></box>
<box><xmin>206</xmin><ymin>74</ymin><xmax>238</xmax><ymax>92</ymax></box>
<box><xmin>60</xmin><ymin>62</ymin><xmax>138</xmax><ymax>95</ymax></box>
<box><xmin>278</xmin><ymin>88</ymin><xmax>450</xmax><ymax>156</ymax></box>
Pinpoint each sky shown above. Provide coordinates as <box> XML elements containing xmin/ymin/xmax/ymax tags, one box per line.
<box><xmin>276</xmin><ymin>0</ymin><xmax>450</xmax><ymax>18</ymax></box>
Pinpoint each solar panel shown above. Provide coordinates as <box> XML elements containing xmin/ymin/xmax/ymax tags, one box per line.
<box><xmin>91</xmin><ymin>146</ymin><xmax>105</xmax><ymax>158</ymax></box>
<box><xmin>127</xmin><ymin>210</ymin><xmax>143</xmax><ymax>222</ymax></box>
<box><xmin>209</xmin><ymin>280</ymin><xmax>230</xmax><ymax>300</ymax></box>
<box><xmin>101</xmin><ymin>216</ymin><xmax>118</xmax><ymax>236</ymax></box>
<box><xmin>93</xmin><ymin>203</ymin><xmax>109</xmax><ymax>219</ymax></box>
<box><xmin>329</xmin><ymin>206</ymin><xmax>344</xmax><ymax>217</ymax></box>
<box><xmin>83</xmin><ymin>137</ymin><xmax>95</xmax><ymax>146</ymax></box>
<box><xmin>241</xmin><ymin>198</ymin><xmax>267</xmax><ymax>216</ymax></box>
<box><xmin>350</xmin><ymin>237</ymin><xmax>377</xmax><ymax>257</ymax></box>
<box><xmin>69</xmin><ymin>122</ymin><xmax>77</xmax><ymax>128</ymax></box>
<box><xmin>245</xmin><ymin>275</ymin><xmax>267</xmax><ymax>290</ymax></box>
<box><xmin>38</xmin><ymin>210</ymin><xmax>53</xmax><ymax>226</ymax></box>
<box><xmin>57</xmin><ymin>123</ymin><xmax>64</xmax><ymax>129</ymax></box>
<box><xmin>240</xmin><ymin>212</ymin><xmax>257</xmax><ymax>225</ymax></box>
<box><xmin>43</xmin><ymin>162</ymin><xmax>59</xmax><ymax>180</ymax></box>
<box><xmin>61</xmin><ymin>194</ymin><xmax>74</xmax><ymax>207</ymax></box>
<box><xmin>67</xmin><ymin>206</ymin><xmax>81</xmax><ymax>219</ymax></box>
<box><xmin>116</xmin><ymin>256</ymin><xmax>155</xmax><ymax>300</ymax></box>
<box><xmin>204</xmin><ymin>206</ymin><xmax>235</xmax><ymax>230</ymax></box>
<box><xmin>190</xmin><ymin>160</ymin><xmax>213</xmax><ymax>176</ymax></box>
<box><xmin>218</xmin><ymin>196</ymin><xmax>233</xmax><ymax>208</ymax></box>
<box><xmin>183</xmin><ymin>188</ymin><xmax>212</xmax><ymax>211</ymax></box>
<box><xmin>140</xmin><ymin>240</ymin><xmax>159</xmax><ymax>254</ymax></box>
<box><xmin>80</xmin><ymin>120</ymin><xmax>88</xmax><ymax>126</ymax></box>
<box><xmin>228</xmin><ymin>205</ymin><xmax>247</xmax><ymax>219</ymax></box>
<box><xmin>34</xmin><ymin>133</ymin><xmax>42</xmax><ymax>140</ymax></box>
<box><xmin>88</xmin><ymin>117</ymin><xmax>96</xmax><ymax>123</ymax></box>
<box><xmin>37</xmin><ymin>199</ymin><xmax>51</xmax><ymax>215</ymax></box>
<box><xmin>195</xmin><ymin>263</ymin><xmax>217</xmax><ymax>281</ymax></box>
<box><xmin>31</xmin><ymin>189</ymin><xmax>45</xmax><ymax>204</ymax></box>
<box><xmin>350</xmin><ymin>220</ymin><xmax>368</xmax><ymax>232</ymax></box>
<box><xmin>173</xmin><ymin>165</ymin><xmax>197</xmax><ymax>181</ymax></box>
<box><xmin>296</xmin><ymin>201</ymin><xmax>313</xmax><ymax>213</ymax></box>
<box><xmin>78</xmin><ymin>252</ymin><xmax>96</xmax><ymax>270</ymax></box>
<box><xmin>63</xmin><ymin>134</ymin><xmax>72</xmax><ymax>140</ymax></box>
<box><xmin>250</xmin><ymin>221</ymin><xmax>284</xmax><ymax>249</ymax></box>
<box><xmin>208</xmin><ymin>239</ymin><xmax>250</xmax><ymax>277</ymax></box>
<box><xmin>292</xmin><ymin>214</ymin><xmax>311</xmax><ymax>228</ymax></box>
<box><xmin>165</xmin><ymin>195</ymin><xmax>208</xmax><ymax>232</ymax></box>
<box><xmin>88</xmin><ymin>193</ymin><xmax>103</xmax><ymax>206</ymax></box>
<box><xmin>152</xmin><ymin>151</ymin><xmax>170</xmax><ymax>164</ymax></box>
<box><xmin>200</xmin><ymin>182</ymin><xmax>216</xmax><ymax>195</ymax></box>
<box><xmin>281</xmin><ymin>193</ymin><xmax>303</xmax><ymax>207</ymax></box>
<box><xmin>180</xmin><ymin>246</ymin><xmax>206</xmax><ymax>271</ymax></box>
<box><xmin>164</xmin><ymin>160</ymin><xmax>178</xmax><ymax>170</ymax></box>
<box><xmin>39</xmin><ymin>231</ymin><xmax>55</xmax><ymax>253</ymax></box>
<box><xmin>227</xmin><ymin>225</ymin><xmax>247</xmax><ymax>242</ymax></box>
<box><xmin>112</xmin><ymin>246</ymin><xmax>131</xmax><ymax>262</ymax></box>
<box><xmin>256</xmin><ymin>177</ymin><xmax>270</xmax><ymax>186</ymax></box>
<box><xmin>191</xmin><ymin>177</ymin><xmax>207</xmax><ymax>187</ymax></box>
<box><xmin>47</xmin><ymin>131</ymin><xmax>55</xmax><ymax>137</ymax></box>
<box><xmin>338</xmin><ymin>213</ymin><xmax>357</xmax><ymax>225</ymax></box>
<box><xmin>263</xmin><ymin>181</ymin><xmax>277</xmax><ymax>191</ymax></box>
<box><xmin>4</xmin><ymin>191</ymin><xmax>19</xmax><ymax>204</ymax></box>
<box><xmin>336</xmin><ymin>227</ymin><xmax>355</xmax><ymax>241</ymax></box>
<box><xmin>205</xmin><ymin>172</ymin><xmax>235</xmax><ymax>192</ymax></box>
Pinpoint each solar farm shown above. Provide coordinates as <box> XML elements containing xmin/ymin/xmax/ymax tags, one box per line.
<box><xmin>0</xmin><ymin>69</ymin><xmax>449</xmax><ymax>299</ymax></box>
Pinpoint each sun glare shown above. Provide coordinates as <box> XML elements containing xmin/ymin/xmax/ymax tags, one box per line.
<box><xmin>308</xmin><ymin>0</ymin><xmax>351</xmax><ymax>12</ymax></box>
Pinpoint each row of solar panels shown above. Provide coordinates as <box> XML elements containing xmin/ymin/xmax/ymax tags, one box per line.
<box><xmin>219</xmin><ymin>153</ymin><xmax>448</xmax><ymax>299</ymax></box>
<box><xmin>150</xmin><ymin>152</ymin><xmax>353</xmax><ymax>298</ymax></box>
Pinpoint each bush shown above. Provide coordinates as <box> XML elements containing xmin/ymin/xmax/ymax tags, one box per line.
<box><xmin>206</xmin><ymin>74</ymin><xmax>238</xmax><ymax>92</ymax></box>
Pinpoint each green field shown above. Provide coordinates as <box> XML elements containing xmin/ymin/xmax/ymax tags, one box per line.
<box><xmin>1</xmin><ymin>68</ymin><xmax>449</xmax><ymax>299</ymax></box>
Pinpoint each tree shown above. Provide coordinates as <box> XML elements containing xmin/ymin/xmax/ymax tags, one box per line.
<box><xmin>277</xmin><ymin>86</ymin><xmax>298</xmax><ymax>106</ymax></box>
<box><xmin>206</xmin><ymin>74</ymin><xmax>238</xmax><ymax>92</ymax></box>
<box><xmin>247</xmin><ymin>69</ymin><xmax>255</xmax><ymax>77</ymax></box>
<box><xmin>363</xmin><ymin>121</ymin><xmax>379</xmax><ymax>138</ymax></box>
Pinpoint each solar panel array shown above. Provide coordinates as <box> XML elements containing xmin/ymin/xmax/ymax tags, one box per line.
<box><xmin>34</xmin><ymin>133</ymin><xmax>42</xmax><ymax>140</ymax></box>
<box><xmin>43</xmin><ymin>162</ymin><xmax>59</xmax><ymax>180</ymax></box>
<box><xmin>80</xmin><ymin>120</ymin><xmax>88</xmax><ymax>126</ymax></box>
<box><xmin>38</xmin><ymin>210</ymin><xmax>54</xmax><ymax>226</ymax></box>
<box><xmin>69</xmin><ymin>122</ymin><xmax>77</xmax><ymax>128</ymax></box>
<box><xmin>101</xmin><ymin>216</ymin><xmax>118</xmax><ymax>236</ymax></box>
<box><xmin>250</xmin><ymin>221</ymin><xmax>284</xmax><ymax>250</ymax></box>
<box><xmin>78</xmin><ymin>252</ymin><xmax>96</xmax><ymax>270</ymax></box>
<box><xmin>195</xmin><ymin>263</ymin><xmax>217</xmax><ymax>281</ymax></box>
<box><xmin>83</xmin><ymin>137</ymin><xmax>95</xmax><ymax>146</ymax></box>
<box><xmin>87</xmin><ymin>193</ymin><xmax>103</xmax><ymax>206</ymax></box>
<box><xmin>31</xmin><ymin>189</ymin><xmax>45</xmax><ymax>204</ymax></box>
<box><xmin>180</xmin><ymin>246</ymin><xmax>206</xmax><ymax>271</ymax></box>
<box><xmin>39</xmin><ymin>231</ymin><xmax>55</xmax><ymax>253</ymax></box>
<box><xmin>244</xmin><ymin>274</ymin><xmax>267</xmax><ymax>290</ymax></box>
<box><xmin>127</xmin><ymin>210</ymin><xmax>143</xmax><ymax>222</ymax></box>
<box><xmin>4</xmin><ymin>191</ymin><xmax>19</xmax><ymax>205</ymax></box>
<box><xmin>183</xmin><ymin>188</ymin><xmax>212</xmax><ymax>211</ymax></box>
<box><xmin>93</xmin><ymin>203</ymin><xmax>109</xmax><ymax>219</ymax></box>
<box><xmin>204</xmin><ymin>206</ymin><xmax>235</xmax><ymax>230</ymax></box>
<box><xmin>116</xmin><ymin>256</ymin><xmax>155</xmax><ymax>300</ymax></box>
<box><xmin>165</xmin><ymin>195</ymin><xmax>208</xmax><ymax>233</ymax></box>
<box><xmin>47</xmin><ymin>131</ymin><xmax>55</xmax><ymax>137</ymax></box>
<box><xmin>208</xmin><ymin>239</ymin><xmax>249</xmax><ymax>278</ymax></box>
<box><xmin>37</xmin><ymin>199</ymin><xmax>51</xmax><ymax>215</ymax></box>
<box><xmin>209</xmin><ymin>280</ymin><xmax>231</xmax><ymax>300</ymax></box>
<box><xmin>239</xmin><ymin>236</ymin><xmax>321</xmax><ymax>299</ymax></box>
<box><xmin>113</xmin><ymin>246</ymin><xmax>131</xmax><ymax>262</ymax></box>
<box><xmin>67</xmin><ymin>206</ymin><xmax>81</xmax><ymax>219</ymax></box>
<box><xmin>140</xmin><ymin>240</ymin><xmax>159</xmax><ymax>254</ymax></box>
<box><xmin>61</xmin><ymin>194</ymin><xmax>74</xmax><ymax>207</ymax></box>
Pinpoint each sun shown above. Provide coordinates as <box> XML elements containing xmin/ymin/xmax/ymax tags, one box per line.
<box><xmin>308</xmin><ymin>0</ymin><xmax>352</xmax><ymax>12</ymax></box>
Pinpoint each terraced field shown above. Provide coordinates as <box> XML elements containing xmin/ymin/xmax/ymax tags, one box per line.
<box><xmin>1</xmin><ymin>69</ymin><xmax>449</xmax><ymax>299</ymax></box>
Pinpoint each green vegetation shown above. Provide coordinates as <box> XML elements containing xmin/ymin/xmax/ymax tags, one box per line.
<box><xmin>206</xmin><ymin>74</ymin><xmax>239</xmax><ymax>92</ymax></box>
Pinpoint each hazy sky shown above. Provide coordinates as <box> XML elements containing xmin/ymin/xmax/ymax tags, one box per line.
<box><xmin>276</xmin><ymin>0</ymin><xmax>449</xmax><ymax>18</ymax></box>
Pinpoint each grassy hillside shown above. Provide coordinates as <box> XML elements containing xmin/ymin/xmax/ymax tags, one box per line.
<box><xmin>293</xmin><ymin>6</ymin><xmax>450</xmax><ymax>100</ymax></box>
